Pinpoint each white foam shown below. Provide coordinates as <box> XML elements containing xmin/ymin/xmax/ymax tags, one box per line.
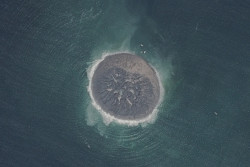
<box><xmin>87</xmin><ymin>51</ymin><xmax>165</xmax><ymax>126</ymax></box>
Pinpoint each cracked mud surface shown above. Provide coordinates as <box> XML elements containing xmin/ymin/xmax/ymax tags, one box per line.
<box><xmin>91</xmin><ymin>53</ymin><xmax>160</xmax><ymax>120</ymax></box>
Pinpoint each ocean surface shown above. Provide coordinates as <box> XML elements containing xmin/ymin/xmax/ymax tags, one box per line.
<box><xmin>1</xmin><ymin>0</ymin><xmax>250</xmax><ymax>166</ymax></box>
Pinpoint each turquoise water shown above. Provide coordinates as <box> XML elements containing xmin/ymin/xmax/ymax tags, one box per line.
<box><xmin>1</xmin><ymin>0</ymin><xmax>250</xmax><ymax>166</ymax></box>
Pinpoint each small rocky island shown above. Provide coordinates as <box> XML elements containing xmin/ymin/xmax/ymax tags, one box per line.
<box><xmin>91</xmin><ymin>53</ymin><xmax>160</xmax><ymax>120</ymax></box>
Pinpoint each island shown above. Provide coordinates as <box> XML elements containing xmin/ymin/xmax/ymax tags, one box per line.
<box><xmin>91</xmin><ymin>53</ymin><xmax>160</xmax><ymax>120</ymax></box>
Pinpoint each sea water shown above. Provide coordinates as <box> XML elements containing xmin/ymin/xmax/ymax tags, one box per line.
<box><xmin>0</xmin><ymin>0</ymin><xmax>249</xmax><ymax>167</ymax></box>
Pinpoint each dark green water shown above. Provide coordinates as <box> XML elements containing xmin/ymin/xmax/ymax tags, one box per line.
<box><xmin>1</xmin><ymin>0</ymin><xmax>250</xmax><ymax>166</ymax></box>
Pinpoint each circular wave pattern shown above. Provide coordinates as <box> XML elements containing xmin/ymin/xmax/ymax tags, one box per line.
<box><xmin>80</xmin><ymin>49</ymin><xmax>172</xmax><ymax>166</ymax></box>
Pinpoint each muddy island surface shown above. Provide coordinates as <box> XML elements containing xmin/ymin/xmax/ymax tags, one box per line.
<box><xmin>91</xmin><ymin>53</ymin><xmax>160</xmax><ymax>120</ymax></box>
